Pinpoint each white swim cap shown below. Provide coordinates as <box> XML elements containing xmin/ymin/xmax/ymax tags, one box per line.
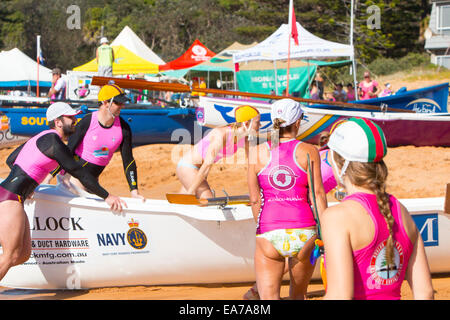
<box><xmin>270</xmin><ymin>98</ymin><xmax>304</xmax><ymax>127</ymax></box>
<box><xmin>46</xmin><ymin>102</ymin><xmax>81</xmax><ymax>122</ymax></box>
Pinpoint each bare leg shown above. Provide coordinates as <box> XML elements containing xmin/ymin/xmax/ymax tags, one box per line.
<box><xmin>244</xmin><ymin>258</ymin><xmax>289</xmax><ymax>300</ymax></box>
<box><xmin>0</xmin><ymin>201</ymin><xmax>31</xmax><ymax>281</ymax></box>
<box><xmin>288</xmin><ymin>235</ymin><xmax>317</xmax><ymax>300</ymax></box>
<box><xmin>254</xmin><ymin>237</ymin><xmax>285</xmax><ymax>300</ymax></box>
<box><xmin>176</xmin><ymin>164</ymin><xmax>213</xmax><ymax>199</ymax></box>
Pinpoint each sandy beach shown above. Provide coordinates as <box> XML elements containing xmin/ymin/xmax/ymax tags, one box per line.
<box><xmin>0</xmin><ymin>141</ymin><xmax>448</xmax><ymax>300</ymax></box>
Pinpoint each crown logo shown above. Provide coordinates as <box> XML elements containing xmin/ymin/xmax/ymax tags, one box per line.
<box><xmin>132</xmin><ymin>234</ymin><xmax>143</xmax><ymax>247</ymax></box>
<box><xmin>128</xmin><ymin>218</ymin><xmax>139</xmax><ymax>228</ymax></box>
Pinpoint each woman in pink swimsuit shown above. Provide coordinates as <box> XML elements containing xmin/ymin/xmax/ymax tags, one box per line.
<box><xmin>248</xmin><ymin>99</ymin><xmax>327</xmax><ymax>300</ymax></box>
<box><xmin>322</xmin><ymin>118</ymin><xmax>433</xmax><ymax>300</ymax></box>
<box><xmin>358</xmin><ymin>71</ymin><xmax>381</xmax><ymax>100</ymax></box>
<box><xmin>176</xmin><ymin>105</ymin><xmax>260</xmax><ymax>199</ymax></box>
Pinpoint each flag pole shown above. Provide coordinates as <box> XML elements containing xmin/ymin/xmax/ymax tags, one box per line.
<box><xmin>286</xmin><ymin>35</ymin><xmax>291</xmax><ymax>97</ymax></box>
<box><xmin>36</xmin><ymin>35</ymin><xmax>40</xmax><ymax>97</ymax></box>
<box><xmin>350</xmin><ymin>0</ymin><xmax>358</xmax><ymax>100</ymax></box>
<box><xmin>286</xmin><ymin>0</ymin><xmax>293</xmax><ymax>96</ymax></box>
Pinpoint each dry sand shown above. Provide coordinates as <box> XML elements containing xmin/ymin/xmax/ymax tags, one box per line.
<box><xmin>0</xmin><ymin>142</ymin><xmax>448</xmax><ymax>300</ymax></box>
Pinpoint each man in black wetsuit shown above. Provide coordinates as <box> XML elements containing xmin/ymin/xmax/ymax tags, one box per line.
<box><xmin>48</xmin><ymin>84</ymin><xmax>145</xmax><ymax>201</ymax></box>
<box><xmin>0</xmin><ymin>102</ymin><xmax>126</xmax><ymax>282</ymax></box>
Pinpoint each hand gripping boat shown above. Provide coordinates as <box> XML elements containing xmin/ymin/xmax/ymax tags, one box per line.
<box><xmin>0</xmin><ymin>183</ymin><xmax>448</xmax><ymax>290</ymax></box>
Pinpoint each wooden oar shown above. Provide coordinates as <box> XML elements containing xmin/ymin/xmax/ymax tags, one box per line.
<box><xmin>91</xmin><ymin>76</ymin><xmax>415</xmax><ymax>113</ymax></box>
<box><xmin>166</xmin><ymin>194</ymin><xmax>200</xmax><ymax>205</ymax></box>
<box><xmin>166</xmin><ymin>193</ymin><xmax>250</xmax><ymax>207</ymax></box>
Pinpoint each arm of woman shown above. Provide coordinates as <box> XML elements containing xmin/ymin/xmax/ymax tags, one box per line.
<box><xmin>304</xmin><ymin>145</ymin><xmax>328</xmax><ymax>218</ymax></box>
<box><xmin>403</xmin><ymin>208</ymin><xmax>434</xmax><ymax>299</ymax></box>
<box><xmin>186</xmin><ymin>134</ymin><xmax>221</xmax><ymax>195</ymax></box>
<box><xmin>406</xmin><ymin>232</ymin><xmax>434</xmax><ymax>299</ymax></box>
<box><xmin>247</xmin><ymin>145</ymin><xmax>261</xmax><ymax>222</ymax></box>
<box><xmin>322</xmin><ymin>205</ymin><xmax>355</xmax><ymax>300</ymax></box>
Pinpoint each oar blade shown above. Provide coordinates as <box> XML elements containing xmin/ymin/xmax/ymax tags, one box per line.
<box><xmin>166</xmin><ymin>194</ymin><xmax>200</xmax><ymax>205</ymax></box>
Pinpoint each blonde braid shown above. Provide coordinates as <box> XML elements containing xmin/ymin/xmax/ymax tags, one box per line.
<box><xmin>333</xmin><ymin>152</ymin><xmax>395</xmax><ymax>266</ymax></box>
<box><xmin>270</xmin><ymin>118</ymin><xmax>285</xmax><ymax>149</ymax></box>
<box><xmin>369</xmin><ymin>162</ymin><xmax>395</xmax><ymax>266</ymax></box>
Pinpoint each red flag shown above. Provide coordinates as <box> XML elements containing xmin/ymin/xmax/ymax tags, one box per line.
<box><xmin>290</xmin><ymin>1</ymin><xmax>299</xmax><ymax>46</ymax></box>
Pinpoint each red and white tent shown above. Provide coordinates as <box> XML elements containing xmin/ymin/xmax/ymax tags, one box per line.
<box><xmin>159</xmin><ymin>39</ymin><xmax>216</xmax><ymax>71</ymax></box>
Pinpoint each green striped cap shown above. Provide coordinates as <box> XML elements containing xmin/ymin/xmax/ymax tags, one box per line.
<box><xmin>328</xmin><ymin>117</ymin><xmax>387</xmax><ymax>162</ymax></box>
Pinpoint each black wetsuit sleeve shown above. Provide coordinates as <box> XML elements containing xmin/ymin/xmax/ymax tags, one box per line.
<box><xmin>119</xmin><ymin>117</ymin><xmax>138</xmax><ymax>191</ymax></box>
<box><xmin>50</xmin><ymin>113</ymin><xmax>92</xmax><ymax>177</ymax></box>
<box><xmin>6</xmin><ymin>143</ymin><xmax>25</xmax><ymax>169</ymax></box>
<box><xmin>36</xmin><ymin>133</ymin><xmax>109</xmax><ymax>199</ymax></box>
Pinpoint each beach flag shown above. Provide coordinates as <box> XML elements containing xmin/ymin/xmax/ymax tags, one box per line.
<box><xmin>289</xmin><ymin>0</ymin><xmax>299</xmax><ymax>46</ymax></box>
<box><xmin>37</xmin><ymin>35</ymin><xmax>45</xmax><ymax>66</ymax></box>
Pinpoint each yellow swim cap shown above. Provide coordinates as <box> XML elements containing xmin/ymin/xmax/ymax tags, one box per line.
<box><xmin>234</xmin><ymin>105</ymin><xmax>260</xmax><ymax>123</ymax></box>
<box><xmin>98</xmin><ymin>84</ymin><xmax>130</xmax><ymax>104</ymax></box>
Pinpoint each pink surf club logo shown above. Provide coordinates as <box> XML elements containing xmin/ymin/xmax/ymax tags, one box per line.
<box><xmin>268</xmin><ymin>165</ymin><xmax>298</xmax><ymax>191</ymax></box>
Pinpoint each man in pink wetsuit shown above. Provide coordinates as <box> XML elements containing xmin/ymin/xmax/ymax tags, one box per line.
<box><xmin>0</xmin><ymin>102</ymin><xmax>125</xmax><ymax>282</ymax></box>
<box><xmin>50</xmin><ymin>84</ymin><xmax>144</xmax><ymax>201</ymax></box>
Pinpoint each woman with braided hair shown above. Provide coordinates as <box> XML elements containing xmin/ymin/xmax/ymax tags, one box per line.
<box><xmin>321</xmin><ymin>118</ymin><xmax>433</xmax><ymax>300</ymax></box>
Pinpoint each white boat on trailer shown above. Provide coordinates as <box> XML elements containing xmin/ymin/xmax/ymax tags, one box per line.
<box><xmin>0</xmin><ymin>184</ymin><xmax>448</xmax><ymax>290</ymax></box>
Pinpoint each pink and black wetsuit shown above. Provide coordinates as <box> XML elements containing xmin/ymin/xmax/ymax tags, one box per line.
<box><xmin>2</xmin><ymin>129</ymin><xmax>109</xmax><ymax>201</ymax></box>
<box><xmin>52</xmin><ymin>111</ymin><xmax>138</xmax><ymax>191</ymax></box>
<box><xmin>343</xmin><ymin>192</ymin><xmax>413</xmax><ymax>300</ymax></box>
<box><xmin>256</xmin><ymin>139</ymin><xmax>316</xmax><ymax>235</ymax></box>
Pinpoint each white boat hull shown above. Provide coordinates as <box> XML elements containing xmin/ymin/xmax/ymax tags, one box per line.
<box><xmin>0</xmin><ymin>185</ymin><xmax>448</xmax><ymax>290</ymax></box>
<box><xmin>197</xmin><ymin>96</ymin><xmax>450</xmax><ymax>146</ymax></box>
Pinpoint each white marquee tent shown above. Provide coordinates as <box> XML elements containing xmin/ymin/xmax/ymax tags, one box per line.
<box><xmin>233</xmin><ymin>22</ymin><xmax>356</xmax><ymax>94</ymax></box>
<box><xmin>233</xmin><ymin>22</ymin><xmax>354</xmax><ymax>63</ymax></box>
<box><xmin>111</xmin><ymin>26</ymin><xmax>165</xmax><ymax>65</ymax></box>
<box><xmin>0</xmin><ymin>48</ymin><xmax>53</xmax><ymax>88</ymax></box>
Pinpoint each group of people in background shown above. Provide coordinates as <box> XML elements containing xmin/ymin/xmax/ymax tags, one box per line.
<box><xmin>310</xmin><ymin>70</ymin><xmax>394</xmax><ymax>103</ymax></box>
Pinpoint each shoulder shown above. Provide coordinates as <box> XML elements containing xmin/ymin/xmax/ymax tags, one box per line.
<box><xmin>322</xmin><ymin>200</ymin><xmax>361</xmax><ymax>229</ymax></box>
<box><xmin>208</xmin><ymin>126</ymin><xmax>228</xmax><ymax>142</ymax></box>
<box><xmin>38</xmin><ymin>131</ymin><xmax>60</xmax><ymax>142</ymax></box>
<box><xmin>80</xmin><ymin>112</ymin><xmax>93</xmax><ymax>123</ymax></box>
<box><xmin>36</xmin><ymin>131</ymin><xmax>65</xmax><ymax>148</ymax></box>
<box><xmin>322</xmin><ymin>204</ymin><xmax>348</xmax><ymax>231</ymax></box>
<box><xmin>396</xmin><ymin>200</ymin><xmax>418</xmax><ymax>243</ymax></box>
<box><xmin>74</xmin><ymin>113</ymin><xmax>93</xmax><ymax>129</ymax></box>
<box><xmin>119</xmin><ymin>116</ymin><xmax>131</xmax><ymax>131</ymax></box>
<box><xmin>296</xmin><ymin>142</ymin><xmax>320</xmax><ymax>157</ymax></box>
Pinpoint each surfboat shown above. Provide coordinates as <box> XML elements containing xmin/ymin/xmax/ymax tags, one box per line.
<box><xmin>0</xmin><ymin>183</ymin><xmax>448</xmax><ymax>290</ymax></box>
<box><xmin>197</xmin><ymin>96</ymin><xmax>450</xmax><ymax>147</ymax></box>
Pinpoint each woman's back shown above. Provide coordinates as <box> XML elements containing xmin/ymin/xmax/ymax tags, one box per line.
<box><xmin>255</xmin><ymin>139</ymin><xmax>316</xmax><ymax>235</ymax></box>
<box><xmin>330</xmin><ymin>192</ymin><xmax>417</xmax><ymax>299</ymax></box>
<box><xmin>194</xmin><ymin>126</ymin><xmax>244</xmax><ymax>163</ymax></box>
